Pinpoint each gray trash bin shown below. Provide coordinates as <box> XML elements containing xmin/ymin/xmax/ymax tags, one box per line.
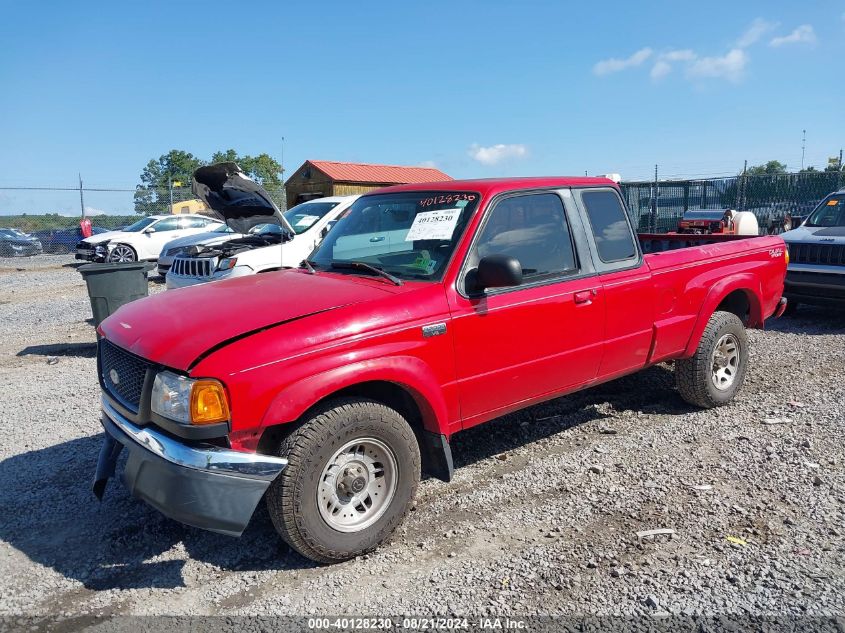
<box><xmin>78</xmin><ymin>261</ymin><xmax>155</xmax><ymax>326</ymax></box>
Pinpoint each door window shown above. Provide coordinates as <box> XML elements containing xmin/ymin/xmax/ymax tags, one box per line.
<box><xmin>153</xmin><ymin>217</ymin><xmax>180</xmax><ymax>232</ymax></box>
<box><xmin>180</xmin><ymin>216</ymin><xmax>208</xmax><ymax>229</ymax></box>
<box><xmin>580</xmin><ymin>190</ymin><xmax>637</xmax><ymax>263</ymax></box>
<box><xmin>473</xmin><ymin>193</ymin><xmax>576</xmax><ymax>281</ymax></box>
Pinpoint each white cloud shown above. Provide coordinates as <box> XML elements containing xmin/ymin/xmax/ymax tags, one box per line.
<box><xmin>650</xmin><ymin>50</ymin><xmax>697</xmax><ymax>80</ymax></box>
<box><xmin>417</xmin><ymin>160</ymin><xmax>438</xmax><ymax>168</ymax></box>
<box><xmin>650</xmin><ymin>60</ymin><xmax>672</xmax><ymax>80</ymax></box>
<box><xmin>662</xmin><ymin>49</ymin><xmax>697</xmax><ymax>62</ymax></box>
<box><xmin>83</xmin><ymin>206</ymin><xmax>107</xmax><ymax>216</ymax></box>
<box><xmin>593</xmin><ymin>48</ymin><xmax>652</xmax><ymax>76</ymax></box>
<box><xmin>770</xmin><ymin>24</ymin><xmax>817</xmax><ymax>46</ymax></box>
<box><xmin>686</xmin><ymin>48</ymin><xmax>748</xmax><ymax>83</ymax></box>
<box><xmin>736</xmin><ymin>18</ymin><xmax>778</xmax><ymax>47</ymax></box>
<box><xmin>468</xmin><ymin>143</ymin><xmax>528</xmax><ymax>166</ymax></box>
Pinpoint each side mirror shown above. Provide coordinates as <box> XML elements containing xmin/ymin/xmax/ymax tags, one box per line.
<box><xmin>466</xmin><ymin>255</ymin><xmax>522</xmax><ymax>294</ymax></box>
<box><xmin>321</xmin><ymin>220</ymin><xmax>337</xmax><ymax>238</ymax></box>
<box><xmin>144</xmin><ymin>227</ymin><xmax>156</xmax><ymax>234</ymax></box>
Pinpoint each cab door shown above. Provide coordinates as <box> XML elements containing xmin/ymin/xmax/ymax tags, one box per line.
<box><xmin>571</xmin><ymin>187</ymin><xmax>654</xmax><ymax>379</ymax></box>
<box><xmin>447</xmin><ymin>190</ymin><xmax>606</xmax><ymax>428</ymax></box>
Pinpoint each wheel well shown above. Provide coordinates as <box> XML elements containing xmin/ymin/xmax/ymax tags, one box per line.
<box><xmin>256</xmin><ymin>380</ymin><xmax>452</xmax><ymax>480</ymax></box>
<box><xmin>717</xmin><ymin>289</ymin><xmax>751</xmax><ymax>325</ymax></box>
<box><xmin>258</xmin><ymin>381</ymin><xmax>425</xmax><ymax>453</ymax></box>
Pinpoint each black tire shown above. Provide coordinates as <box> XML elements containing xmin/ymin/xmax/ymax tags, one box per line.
<box><xmin>266</xmin><ymin>398</ymin><xmax>421</xmax><ymax>563</ymax></box>
<box><xmin>107</xmin><ymin>244</ymin><xmax>137</xmax><ymax>263</ymax></box>
<box><xmin>676</xmin><ymin>310</ymin><xmax>748</xmax><ymax>409</ymax></box>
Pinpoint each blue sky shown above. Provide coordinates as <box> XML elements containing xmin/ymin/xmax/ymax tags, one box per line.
<box><xmin>1</xmin><ymin>0</ymin><xmax>843</xmax><ymax>215</ymax></box>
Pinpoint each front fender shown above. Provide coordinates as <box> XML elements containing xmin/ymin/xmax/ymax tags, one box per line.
<box><xmin>260</xmin><ymin>355</ymin><xmax>453</xmax><ymax>436</ymax></box>
<box><xmin>682</xmin><ymin>273</ymin><xmax>763</xmax><ymax>357</ymax></box>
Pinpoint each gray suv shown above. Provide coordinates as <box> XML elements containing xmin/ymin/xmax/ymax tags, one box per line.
<box><xmin>781</xmin><ymin>188</ymin><xmax>845</xmax><ymax>311</ymax></box>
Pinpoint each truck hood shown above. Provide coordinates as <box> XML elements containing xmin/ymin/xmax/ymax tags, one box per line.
<box><xmin>99</xmin><ymin>270</ymin><xmax>400</xmax><ymax>371</ymax></box>
<box><xmin>782</xmin><ymin>225</ymin><xmax>845</xmax><ymax>244</ymax></box>
<box><xmin>193</xmin><ymin>162</ymin><xmax>296</xmax><ymax>236</ymax></box>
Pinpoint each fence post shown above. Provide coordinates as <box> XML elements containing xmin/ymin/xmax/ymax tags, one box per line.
<box><xmin>78</xmin><ymin>174</ymin><xmax>85</xmax><ymax>218</ymax></box>
<box><xmin>651</xmin><ymin>164</ymin><xmax>658</xmax><ymax>232</ymax></box>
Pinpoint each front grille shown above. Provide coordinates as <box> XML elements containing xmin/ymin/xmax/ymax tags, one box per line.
<box><xmin>99</xmin><ymin>339</ymin><xmax>151</xmax><ymax>412</ymax></box>
<box><xmin>171</xmin><ymin>257</ymin><xmax>213</xmax><ymax>278</ymax></box>
<box><xmin>788</xmin><ymin>242</ymin><xmax>845</xmax><ymax>266</ymax></box>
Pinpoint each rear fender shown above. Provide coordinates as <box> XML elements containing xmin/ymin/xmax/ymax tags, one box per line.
<box><xmin>682</xmin><ymin>274</ymin><xmax>763</xmax><ymax>357</ymax></box>
<box><xmin>260</xmin><ymin>355</ymin><xmax>451</xmax><ymax>436</ymax></box>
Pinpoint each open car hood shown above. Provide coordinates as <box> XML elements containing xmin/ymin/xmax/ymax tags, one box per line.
<box><xmin>193</xmin><ymin>162</ymin><xmax>295</xmax><ymax>237</ymax></box>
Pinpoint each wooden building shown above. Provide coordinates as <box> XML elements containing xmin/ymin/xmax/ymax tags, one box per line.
<box><xmin>284</xmin><ymin>160</ymin><xmax>452</xmax><ymax>208</ymax></box>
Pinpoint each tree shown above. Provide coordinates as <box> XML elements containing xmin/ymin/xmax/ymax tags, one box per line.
<box><xmin>210</xmin><ymin>150</ymin><xmax>285</xmax><ymax>207</ymax></box>
<box><xmin>136</xmin><ymin>149</ymin><xmax>286</xmax><ymax>215</ymax></box>
<box><xmin>746</xmin><ymin>160</ymin><xmax>787</xmax><ymax>176</ymax></box>
<box><xmin>134</xmin><ymin>150</ymin><xmax>205</xmax><ymax>215</ymax></box>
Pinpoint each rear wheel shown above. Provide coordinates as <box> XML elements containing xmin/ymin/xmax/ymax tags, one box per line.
<box><xmin>266</xmin><ymin>398</ymin><xmax>420</xmax><ymax>563</ymax></box>
<box><xmin>676</xmin><ymin>310</ymin><xmax>748</xmax><ymax>408</ymax></box>
<box><xmin>108</xmin><ymin>244</ymin><xmax>137</xmax><ymax>263</ymax></box>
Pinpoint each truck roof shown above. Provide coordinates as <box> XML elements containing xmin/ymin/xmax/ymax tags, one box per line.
<box><xmin>367</xmin><ymin>176</ymin><xmax>618</xmax><ymax>198</ymax></box>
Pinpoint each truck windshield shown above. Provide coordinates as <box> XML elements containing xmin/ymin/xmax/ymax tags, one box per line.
<box><xmin>805</xmin><ymin>194</ymin><xmax>845</xmax><ymax>227</ymax></box>
<box><xmin>310</xmin><ymin>191</ymin><xmax>480</xmax><ymax>281</ymax></box>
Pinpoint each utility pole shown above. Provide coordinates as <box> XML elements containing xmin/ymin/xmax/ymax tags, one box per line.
<box><xmin>168</xmin><ymin>174</ymin><xmax>173</xmax><ymax>214</ymax></box>
<box><xmin>801</xmin><ymin>129</ymin><xmax>806</xmax><ymax>170</ymax></box>
<box><xmin>78</xmin><ymin>173</ymin><xmax>85</xmax><ymax>218</ymax></box>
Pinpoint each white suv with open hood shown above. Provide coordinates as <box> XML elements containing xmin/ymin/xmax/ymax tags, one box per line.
<box><xmin>165</xmin><ymin>163</ymin><xmax>358</xmax><ymax>289</ymax></box>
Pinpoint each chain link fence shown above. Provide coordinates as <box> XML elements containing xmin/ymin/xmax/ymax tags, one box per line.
<box><xmin>1</xmin><ymin>172</ymin><xmax>844</xmax><ymax>242</ymax></box>
<box><xmin>0</xmin><ymin>185</ymin><xmax>287</xmax><ymax>235</ymax></box>
<box><xmin>620</xmin><ymin>170</ymin><xmax>845</xmax><ymax>234</ymax></box>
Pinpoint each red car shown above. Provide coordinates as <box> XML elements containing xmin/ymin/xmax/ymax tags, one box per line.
<box><xmin>93</xmin><ymin>165</ymin><xmax>787</xmax><ymax>563</ymax></box>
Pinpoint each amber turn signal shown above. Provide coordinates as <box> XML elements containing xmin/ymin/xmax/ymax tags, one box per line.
<box><xmin>190</xmin><ymin>380</ymin><xmax>230</xmax><ymax>425</ymax></box>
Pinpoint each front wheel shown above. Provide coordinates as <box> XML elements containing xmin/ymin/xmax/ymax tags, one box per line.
<box><xmin>108</xmin><ymin>244</ymin><xmax>137</xmax><ymax>263</ymax></box>
<box><xmin>266</xmin><ymin>399</ymin><xmax>421</xmax><ymax>563</ymax></box>
<box><xmin>676</xmin><ymin>310</ymin><xmax>748</xmax><ymax>408</ymax></box>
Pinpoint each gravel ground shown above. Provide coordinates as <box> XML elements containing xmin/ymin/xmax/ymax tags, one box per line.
<box><xmin>0</xmin><ymin>254</ymin><xmax>843</xmax><ymax>622</ymax></box>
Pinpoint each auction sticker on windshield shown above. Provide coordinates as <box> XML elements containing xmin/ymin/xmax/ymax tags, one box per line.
<box><xmin>295</xmin><ymin>215</ymin><xmax>320</xmax><ymax>228</ymax></box>
<box><xmin>405</xmin><ymin>209</ymin><xmax>461</xmax><ymax>241</ymax></box>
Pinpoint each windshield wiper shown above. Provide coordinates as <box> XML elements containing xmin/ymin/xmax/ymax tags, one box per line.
<box><xmin>300</xmin><ymin>259</ymin><xmax>317</xmax><ymax>275</ymax></box>
<box><xmin>330</xmin><ymin>261</ymin><xmax>403</xmax><ymax>286</ymax></box>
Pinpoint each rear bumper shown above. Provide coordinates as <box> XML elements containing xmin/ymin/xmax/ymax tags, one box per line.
<box><xmin>94</xmin><ymin>397</ymin><xmax>287</xmax><ymax>537</ymax></box>
<box><xmin>785</xmin><ymin>269</ymin><xmax>845</xmax><ymax>306</ymax></box>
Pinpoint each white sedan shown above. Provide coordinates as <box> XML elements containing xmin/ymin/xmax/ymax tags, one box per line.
<box><xmin>76</xmin><ymin>214</ymin><xmax>223</xmax><ymax>263</ymax></box>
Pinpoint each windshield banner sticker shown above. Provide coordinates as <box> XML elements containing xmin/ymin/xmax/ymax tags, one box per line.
<box><xmin>295</xmin><ymin>214</ymin><xmax>320</xmax><ymax>228</ymax></box>
<box><xmin>405</xmin><ymin>209</ymin><xmax>461</xmax><ymax>241</ymax></box>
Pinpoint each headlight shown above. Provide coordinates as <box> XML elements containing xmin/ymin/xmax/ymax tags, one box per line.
<box><xmin>217</xmin><ymin>257</ymin><xmax>237</xmax><ymax>271</ymax></box>
<box><xmin>151</xmin><ymin>371</ymin><xmax>230</xmax><ymax>425</ymax></box>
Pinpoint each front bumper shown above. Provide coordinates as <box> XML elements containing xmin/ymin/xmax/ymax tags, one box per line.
<box><xmin>4</xmin><ymin>242</ymin><xmax>42</xmax><ymax>256</ymax></box>
<box><xmin>94</xmin><ymin>397</ymin><xmax>288</xmax><ymax>537</ymax></box>
<box><xmin>165</xmin><ymin>272</ymin><xmax>209</xmax><ymax>289</ymax></box>
<box><xmin>785</xmin><ymin>269</ymin><xmax>845</xmax><ymax>307</ymax></box>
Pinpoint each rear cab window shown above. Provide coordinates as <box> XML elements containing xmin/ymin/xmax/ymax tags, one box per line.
<box><xmin>576</xmin><ymin>188</ymin><xmax>640</xmax><ymax>271</ymax></box>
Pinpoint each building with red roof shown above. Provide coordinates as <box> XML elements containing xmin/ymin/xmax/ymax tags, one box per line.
<box><xmin>285</xmin><ymin>160</ymin><xmax>451</xmax><ymax>208</ymax></box>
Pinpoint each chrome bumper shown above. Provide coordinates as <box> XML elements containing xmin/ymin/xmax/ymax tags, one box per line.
<box><xmin>100</xmin><ymin>397</ymin><xmax>287</xmax><ymax>480</ymax></box>
<box><xmin>95</xmin><ymin>397</ymin><xmax>288</xmax><ymax>537</ymax></box>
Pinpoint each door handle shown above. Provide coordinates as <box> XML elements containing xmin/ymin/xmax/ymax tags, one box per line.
<box><xmin>369</xmin><ymin>236</ymin><xmax>385</xmax><ymax>242</ymax></box>
<box><xmin>574</xmin><ymin>289</ymin><xmax>597</xmax><ymax>305</ymax></box>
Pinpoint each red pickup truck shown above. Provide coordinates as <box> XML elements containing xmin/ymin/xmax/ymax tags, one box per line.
<box><xmin>93</xmin><ymin>164</ymin><xmax>787</xmax><ymax>563</ymax></box>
